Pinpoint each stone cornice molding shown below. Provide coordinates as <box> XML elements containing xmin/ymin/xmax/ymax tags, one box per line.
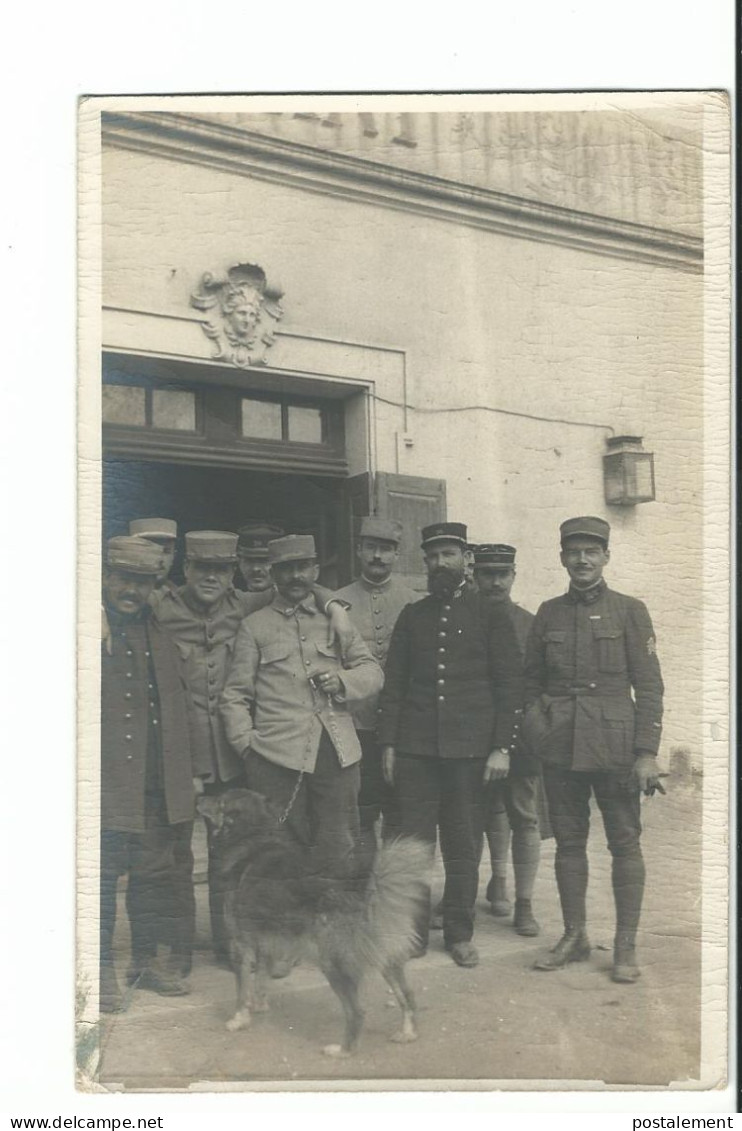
<box><xmin>102</xmin><ymin>112</ymin><xmax>703</xmax><ymax>274</ymax></box>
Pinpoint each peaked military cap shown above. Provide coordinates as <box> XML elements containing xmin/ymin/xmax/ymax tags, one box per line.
<box><xmin>359</xmin><ymin>516</ymin><xmax>403</xmax><ymax>544</ymax></box>
<box><xmin>106</xmin><ymin>536</ymin><xmax>164</xmax><ymax>576</ymax></box>
<box><xmin>268</xmin><ymin>534</ymin><xmax>317</xmax><ymax>565</ymax></box>
<box><xmin>473</xmin><ymin>543</ymin><xmax>517</xmax><ymax>568</ymax></box>
<box><xmin>560</xmin><ymin>516</ymin><xmax>610</xmax><ymax>547</ymax></box>
<box><xmin>237</xmin><ymin>522</ymin><xmax>285</xmax><ymax>558</ymax></box>
<box><xmin>185</xmin><ymin>530</ymin><xmax>239</xmax><ymax>563</ymax></box>
<box><xmin>129</xmin><ymin>517</ymin><xmax>177</xmax><ymax>542</ymax></box>
<box><xmin>421</xmin><ymin>522</ymin><xmax>468</xmax><ymax>549</ymax></box>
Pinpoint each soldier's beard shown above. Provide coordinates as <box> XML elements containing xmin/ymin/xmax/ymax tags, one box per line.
<box><xmin>428</xmin><ymin>566</ymin><xmax>465</xmax><ymax>597</ymax></box>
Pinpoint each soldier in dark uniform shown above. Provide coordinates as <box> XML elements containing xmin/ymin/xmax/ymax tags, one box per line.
<box><xmin>101</xmin><ymin>537</ymin><xmax>197</xmax><ymax>1013</ymax></box>
<box><xmin>473</xmin><ymin>543</ymin><xmax>542</xmax><ymax>936</ymax></box>
<box><xmin>129</xmin><ymin>517</ymin><xmax>179</xmax><ymax>592</ymax></box>
<box><xmin>524</xmin><ymin>516</ymin><xmax>664</xmax><ymax>983</ymax></box>
<box><xmin>378</xmin><ymin>522</ymin><xmax>523</xmax><ymax>968</ymax></box>
<box><xmin>235</xmin><ymin>521</ymin><xmax>284</xmax><ymax>593</ymax></box>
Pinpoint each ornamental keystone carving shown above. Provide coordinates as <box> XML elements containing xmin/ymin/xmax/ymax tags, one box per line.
<box><xmin>190</xmin><ymin>263</ymin><xmax>284</xmax><ymax>367</ymax></box>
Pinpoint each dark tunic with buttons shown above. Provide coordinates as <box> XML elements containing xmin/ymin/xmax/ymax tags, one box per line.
<box><xmin>101</xmin><ymin>606</ymin><xmax>195</xmax><ymax>834</ymax></box>
<box><xmin>523</xmin><ymin>580</ymin><xmax>664</xmax><ymax>773</ymax></box>
<box><xmin>377</xmin><ymin>586</ymin><xmax>523</xmax><ymax>757</ymax></box>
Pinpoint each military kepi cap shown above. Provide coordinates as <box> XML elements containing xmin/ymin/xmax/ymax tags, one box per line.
<box><xmin>473</xmin><ymin>543</ymin><xmax>517</xmax><ymax>568</ymax></box>
<box><xmin>106</xmin><ymin>536</ymin><xmax>164</xmax><ymax>576</ymax></box>
<box><xmin>359</xmin><ymin>516</ymin><xmax>403</xmax><ymax>544</ymax></box>
<box><xmin>129</xmin><ymin>517</ymin><xmax>177</xmax><ymax>542</ymax></box>
<box><xmin>560</xmin><ymin>515</ymin><xmax>610</xmax><ymax>546</ymax></box>
<box><xmin>185</xmin><ymin>530</ymin><xmax>239</xmax><ymax>563</ymax></box>
<box><xmin>268</xmin><ymin>534</ymin><xmax>317</xmax><ymax>565</ymax></box>
<box><xmin>237</xmin><ymin>522</ymin><xmax>285</xmax><ymax>557</ymax></box>
<box><xmin>421</xmin><ymin>522</ymin><xmax>468</xmax><ymax>548</ymax></box>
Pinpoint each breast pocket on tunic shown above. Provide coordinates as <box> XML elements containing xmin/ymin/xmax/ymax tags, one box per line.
<box><xmin>591</xmin><ymin>622</ymin><xmax>627</xmax><ymax>673</ymax></box>
<box><xmin>544</xmin><ymin>630</ymin><xmax>568</xmax><ymax>674</ymax></box>
<box><xmin>260</xmin><ymin>641</ymin><xmax>292</xmax><ymax>666</ymax></box>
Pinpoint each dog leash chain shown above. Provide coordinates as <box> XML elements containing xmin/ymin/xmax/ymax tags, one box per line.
<box><xmin>277</xmin><ymin>679</ymin><xmax>321</xmax><ymax>825</ymax></box>
<box><xmin>277</xmin><ymin>767</ymin><xmax>305</xmax><ymax>824</ymax></box>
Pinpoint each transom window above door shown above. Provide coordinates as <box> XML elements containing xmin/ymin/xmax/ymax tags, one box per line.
<box><xmin>102</xmin><ymin>357</ymin><xmax>349</xmax><ymax>476</ymax></box>
<box><xmin>240</xmin><ymin>396</ymin><xmax>324</xmax><ymax>445</ymax></box>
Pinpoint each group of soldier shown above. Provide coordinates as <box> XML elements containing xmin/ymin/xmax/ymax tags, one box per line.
<box><xmin>100</xmin><ymin>511</ymin><xmax>665</xmax><ymax>1016</ymax></box>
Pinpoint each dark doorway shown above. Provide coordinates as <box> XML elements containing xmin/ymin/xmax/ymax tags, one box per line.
<box><xmin>103</xmin><ymin>460</ymin><xmax>350</xmax><ymax>588</ymax></box>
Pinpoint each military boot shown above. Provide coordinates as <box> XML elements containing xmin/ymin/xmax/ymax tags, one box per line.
<box><xmin>533</xmin><ymin>925</ymin><xmax>591</xmax><ymax>970</ymax></box>
<box><xmin>612</xmin><ymin>931</ymin><xmax>640</xmax><ymax>983</ymax></box>
<box><xmin>486</xmin><ymin>876</ymin><xmax>511</xmax><ymax>917</ymax></box>
<box><xmin>513</xmin><ymin>898</ymin><xmax>540</xmax><ymax>937</ymax></box>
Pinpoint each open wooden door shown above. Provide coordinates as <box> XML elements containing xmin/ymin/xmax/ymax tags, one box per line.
<box><xmin>375</xmin><ymin>472</ymin><xmax>447</xmax><ymax>592</ymax></box>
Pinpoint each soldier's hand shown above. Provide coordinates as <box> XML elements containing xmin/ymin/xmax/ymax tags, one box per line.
<box><xmin>327</xmin><ymin>603</ymin><xmax>353</xmax><ymax>657</ymax></box>
<box><xmin>484</xmin><ymin>749</ymin><xmax>510</xmax><ymax>782</ymax></box>
<box><xmin>316</xmin><ymin>670</ymin><xmax>342</xmax><ymax>697</ymax></box>
<box><xmin>634</xmin><ymin>754</ymin><xmax>665</xmax><ymax>796</ymax></box>
<box><xmin>382</xmin><ymin>746</ymin><xmax>396</xmax><ymax>786</ymax></box>
<box><xmin>192</xmin><ymin>776</ymin><xmax>205</xmax><ymax>797</ymax></box>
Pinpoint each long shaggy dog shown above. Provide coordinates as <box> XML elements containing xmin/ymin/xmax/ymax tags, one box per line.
<box><xmin>197</xmin><ymin>788</ymin><xmax>430</xmax><ymax>1057</ymax></box>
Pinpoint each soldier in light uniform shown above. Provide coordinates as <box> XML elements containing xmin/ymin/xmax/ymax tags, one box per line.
<box><xmin>525</xmin><ymin>516</ymin><xmax>664</xmax><ymax>983</ymax></box>
<box><xmin>129</xmin><ymin>517</ymin><xmax>179</xmax><ymax>592</ymax></box>
<box><xmin>151</xmin><ymin>530</ymin><xmax>353</xmax><ymax>963</ymax></box>
<box><xmin>236</xmin><ymin>521</ymin><xmax>284</xmax><ymax>593</ymax></box>
<box><xmin>472</xmin><ymin>543</ymin><xmax>542</xmax><ymax>937</ymax></box>
<box><xmin>335</xmin><ymin>517</ymin><xmax>419</xmax><ymax>873</ymax></box>
<box><xmin>221</xmin><ymin>535</ymin><xmax>383</xmax><ymax>880</ymax></box>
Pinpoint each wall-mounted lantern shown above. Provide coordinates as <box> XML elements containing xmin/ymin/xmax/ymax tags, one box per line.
<box><xmin>603</xmin><ymin>435</ymin><xmax>656</xmax><ymax>506</ymax></box>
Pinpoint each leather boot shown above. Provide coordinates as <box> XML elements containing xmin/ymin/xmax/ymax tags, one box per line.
<box><xmin>486</xmin><ymin>876</ymin><xmax>511</xmax><ymax>917</ymax></box>
<box><xmin>612</xmin><ymin>932</ymin><xmax>640</xmax><ymax>983</ymax></box>
<box><xmin>513</xmin><ymin>898</ymin><xmax>540</xmax><ymax>937</ymax></box>
<box><xmin>533</xmin><ymin>926</ymin><xmax>590</xmax><ymax>970</ymax></box>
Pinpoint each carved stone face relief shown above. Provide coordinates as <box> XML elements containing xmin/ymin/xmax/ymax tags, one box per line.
<box><xmin>190</xmin><ymin>263</ymin><xmax>284</xmax><ymax>367</ymax></box>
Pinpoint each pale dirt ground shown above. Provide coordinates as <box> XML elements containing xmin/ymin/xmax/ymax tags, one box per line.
<box><xmin>96</xmin><ymin>777</ymin><xmax>702</xmax><ymax>1091</ymax></box>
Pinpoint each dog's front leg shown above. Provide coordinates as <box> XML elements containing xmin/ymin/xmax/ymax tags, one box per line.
<box><xmin>226</xmin><ymin>950</ymin><xmax>255</xmax><ymax>1032</ymax></box>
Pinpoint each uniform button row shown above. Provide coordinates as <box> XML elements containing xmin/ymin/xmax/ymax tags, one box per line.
<box><xmin>438</xmin><ymin>632</ymin><xmax>447</xmax><ymax>640</ymax></box>
<box><xmin>438</xmin><ymin>695</ymin><xmax>445</xmax><ymax>702</ymax></box>
<box><xmin>440</xmin><ymin>617</ymin><xmax>449</xmax><ymax>625</ymax></box>
<box><xmin>437</xmin><ymin>664</ymin><xmax>446</xmax><ymax>671</ymax></box>
<box><xmin>124</xmin><ymin>692</ymin><xmax>132</xmax><ymax>700</ymax></box>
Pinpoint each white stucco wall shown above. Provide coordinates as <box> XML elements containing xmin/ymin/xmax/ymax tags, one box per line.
<box><xmin>102</xmin><ymin>143</ymin><xmax>704</xmax><ymax>764</ymax></box>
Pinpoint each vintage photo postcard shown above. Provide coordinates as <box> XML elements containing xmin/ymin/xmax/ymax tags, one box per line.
<box><xmin>77</xmin><ymin>92</ymin><xmax>731</xmax><ymax>1094</ymax></box>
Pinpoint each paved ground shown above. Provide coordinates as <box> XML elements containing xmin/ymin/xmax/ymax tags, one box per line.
<box><xmin>96</xmin><ymin>775</ymin><xmax>702</xmax><ymax>1091</ymax></box>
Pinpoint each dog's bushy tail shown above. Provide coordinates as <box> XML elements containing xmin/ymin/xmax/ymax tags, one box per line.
<box><xmin>364</xmin><ymin>837</ymin><xmax>432</xmax><ymax>966</ymax></box>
